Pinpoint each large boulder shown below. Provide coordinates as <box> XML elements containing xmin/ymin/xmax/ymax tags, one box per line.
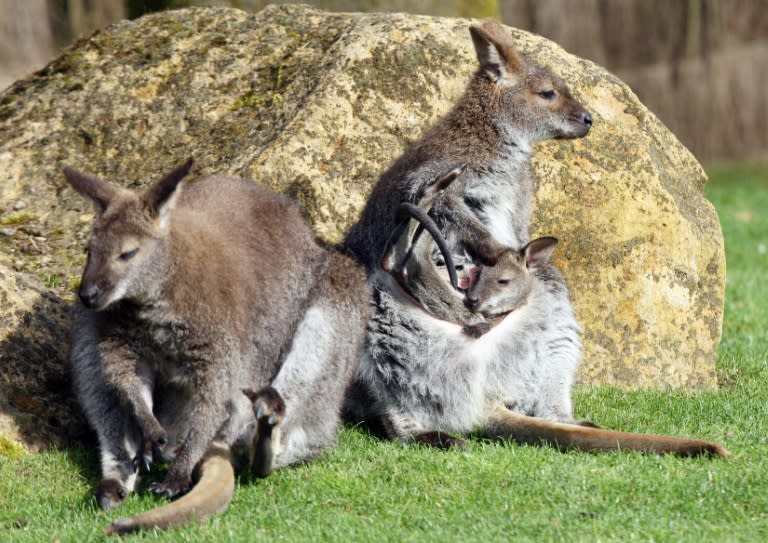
<box><xmin>0</xmin><ymin>265</ymin><xmax>88</xmax><ymax>450</ymax></box>
<box><xmin>0</xmin><ymin>4</ymin><xmax>724</xmax><ymax>449</ymax></box>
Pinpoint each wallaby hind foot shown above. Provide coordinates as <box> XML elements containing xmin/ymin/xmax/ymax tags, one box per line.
<box><xmin>412</xmin><ymin>431</ymin><xmax>467</xmax><ymax>450</ymax></box>
<box><xmin>243</xmin><ymin>386</ymin><xmax>286</xmax><ymax>478</ymax></box>
<box><xmin>96</xmin><ymin>479</ymin><xmax>128</xmax><ymax>511</ymax></box>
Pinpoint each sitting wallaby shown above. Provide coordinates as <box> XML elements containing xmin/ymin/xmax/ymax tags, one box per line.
<box><xmin>343</xmin><ymin>20</ymin><xmax>729</xmax><ymax>456</ymax></box>
<box><xmin>65</xmin><ymin>158</ymin><xmax>369</xmax><ymax>534</ymax></box>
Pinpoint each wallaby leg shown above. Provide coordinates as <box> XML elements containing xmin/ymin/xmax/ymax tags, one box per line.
<box><xmin>92</xmin><ymin>407</ymin><xmax>144</xmax><ymax>510</ymax></box>
<box><xmin>70</xmin><ymin>309</ymin><xmax>143</xmax><ymax>509</ymax></box>
<box><xmin>483</xmin><ymin>405</ymin><xmax>730</xmax><ymax>457</ymax></box>
<box><xmin>150</xmin><ymin>347</ymin><xmax>235</xmax><ymax>498</ymax></box>
<box><xmin>243</xmin><ymin>386</ymin><xmax>286</xmax><ymax>477</ymax></box>
<box><xmin>268</xmin><ymin>253</ymin><xmax>368</xmax><ymax>469</ymax></box>
<box><xmin>99</xmin><ymin>344</ymin><xmax>167</xmax><ymax>470</ymax></box>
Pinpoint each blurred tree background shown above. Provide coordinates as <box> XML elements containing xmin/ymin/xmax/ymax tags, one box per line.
<box><xmin>0</xmin><ymin>0</ymin><xmax>765</xmax><ymax>163</ymax></box>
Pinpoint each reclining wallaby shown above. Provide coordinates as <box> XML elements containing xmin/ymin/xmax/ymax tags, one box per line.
<box><xmin>343</xmin><ymin>20</ymin><xmax>728</xmax><ymax>456</ymax></box>
<box><xmin>65</xmin><ymin>158</ymin><xmax>369</xmax><ymax>534</ymax></box>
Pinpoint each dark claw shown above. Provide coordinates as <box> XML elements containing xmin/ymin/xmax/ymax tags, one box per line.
<box><xmin>142</xmin><ymin>454</ymin><xmax>152</xmax><ymax>472</ymax></box>
<box><xmin>149</xmin><ymin>481</ymin><xmax>174</xmax><ymax>498</ymax></box>
<box><xmin>149</xmin><ymin>478</ymin><xmax>191</xmax><ymax>499</ymax></box>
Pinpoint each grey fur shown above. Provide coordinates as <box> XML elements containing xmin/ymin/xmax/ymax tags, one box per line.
<box><xmin>66</xmin><ymin>158</ymin><xmax>369</xmax><ymax>510</ymax></box>
<box><xmin>343</xmin><ymin>20</ymin><xmax>590</xmax><ymax>441</ymax></box>
<box><xmin>342</xmin><ymin>22</ymin><xmax>728</xmax><ymax>458</ymax></box>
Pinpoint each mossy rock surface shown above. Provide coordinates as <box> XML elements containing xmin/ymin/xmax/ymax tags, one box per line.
<box><xmin>0</xmin><ymin>4</ymin><xmax>723</xmax><ymax>449</ymax></box>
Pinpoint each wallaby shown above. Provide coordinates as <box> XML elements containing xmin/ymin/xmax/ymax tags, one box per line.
<box><xmin>380</xmin><ymin>165</ymin><xmax>518</xmax><ymax>339</ymax></box>
<box><xmin>464</xmin><ymin>237</ymin><xmax>558</xmax><ymax>319</ymax></box>
<box><xmin>65</xmin><ymin>158</ymin><xmax>369</xmax><ymax>534</ymax></box>
<box><xmin>343</xmin><ymin>20</ymin><xmax>729</xmax><ymax>456</ymax></box>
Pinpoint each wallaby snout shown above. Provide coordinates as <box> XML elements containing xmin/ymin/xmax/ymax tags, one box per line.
<box><xmin>464</xmin><ymin>294</ymin><xmax>478</xmax><ymax>310</ymax></box>
<box><xmin>79</xmin><ymin>281</ymin><xmax>102</xmax><ymax>309</ymax></box>
<box><xmin>563</xmin><ymin>109</ymin><xmax>592</xmax><ymax>139</ymax></box>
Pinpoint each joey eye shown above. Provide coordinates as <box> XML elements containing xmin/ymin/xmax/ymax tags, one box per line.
<box><xmin>497</xmin><ymin>279</ymin><xmax>510</xmax><ymax>286</ymax></box>
<box><xmin>118</xmin><ymin>248</ymin><xmax>139</xmax><ymax>261</ymax></box>
<box><xmin>435</xmin><ymin>259</ymin><xmax>446</xmax><ymax>267</ymax></box>
<box><xmin>538</xmin><ymin>90</ymin><xmax>557</xmax><ymax>101</ymax></box>
<box><xmin>455</xmin><ymin>264</ymin><xmax>464</xmax><ymax>271</ymax></box>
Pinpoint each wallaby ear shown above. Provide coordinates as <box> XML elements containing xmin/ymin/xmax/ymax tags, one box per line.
<box><xmin>522</xmin><ymin>236</ymin><xmax>558</xmax><ymax>269</ymax></box>
<box><xmin>62</xmin><ymin>167</ymin><xmax>120</xmax><ymax>213</ymax></box>
<box><xmin>469</xmin><ymin>20</ymin><xmax>524</xmax><ymax>84</ymax></box>
<box><xmin>380</xmin><ymin>219</ymin><xmax>409</xmax><ymax>273</ymax></box>
<box><xmin>427</xmin><ymin>164</ymin><xmax>467</xmax><ymax>193</ymax></box>
<box><xmin>142</xmin><ymin>157</ymin><xmax>194</xmax><ymax>224</ymax></box>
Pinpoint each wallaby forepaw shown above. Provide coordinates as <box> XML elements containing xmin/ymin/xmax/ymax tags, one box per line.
<box><xmin>96</xmin><ymin>479</ymin><xmax>128</xmax><ymax>510</ymax></box>
<box><xmin>149</xmin><ymin>476</ymin><xmax>192</xmax><ymax>499</ymax></box>
<box><xmin>134</xmin><ymin>431</ymin><xmax>169</xmax><ymax>472</ymax></box>
<box><xmin>243</xmin><ymin>386</ymin><xmax>286</xmax><ymax>427</ymax></box>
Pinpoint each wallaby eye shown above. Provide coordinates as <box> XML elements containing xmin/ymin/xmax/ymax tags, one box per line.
<box><xmin>538</xmin><ymin>90</ymin><xmax>557</xmax><ymax>101</ymax></box>
<box><xmin>455</xmin><ymin>264</ymin><xmax>464</xmax><ymax>271</ymax></box>
<box><xmin>118</xmin><ymin>248</ymin><xmax>139</xmax><ymax>262</ymax></box>
<box><xmin>435</xmin><ymin>259</ymin><xmax>446</xmax><ymax>267</ymax></box>
<box><xmin>497</xmin><ymin>279</ymin><xmax>510</xmax><ymax>286</ymax></box>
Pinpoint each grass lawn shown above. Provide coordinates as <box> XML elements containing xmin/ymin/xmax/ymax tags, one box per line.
<box><xmin>1</xmin><ymin>163</ymin><xmax>767</xmax><ymax>542</ymax></box>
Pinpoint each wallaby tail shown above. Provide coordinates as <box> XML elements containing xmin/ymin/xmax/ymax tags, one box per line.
<box><xmin>105</xmin><ymin>441</ymin><xmax>235</xmax><ymax>536</ymax></box>
<box><xmin>484</xmin><ymin>406</ymin><xmax>730</xmax><ymax>457</ymax></box>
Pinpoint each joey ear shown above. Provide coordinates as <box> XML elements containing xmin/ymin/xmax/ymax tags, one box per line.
<box><xmin>62</xmin><ymin>167</ymin><xmax>120</xmax><ymax>213</ymax></box>
<box><xmin>142</xmin><ymin>157</ymin><xmax>194</xmax><ymax>223</ymax></box>
<box><xmin>469</xmin><ymin>20</ymin><xmax>524</xmax><ymax>84</ymax></box>
<box><xmin>522</xmin><ymin>236</ymin><xmax>558</xmax><ymax>269</ymax></box>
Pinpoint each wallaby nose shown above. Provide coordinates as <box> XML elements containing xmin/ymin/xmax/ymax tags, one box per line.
<box><xmin>79</xmin><ymin>284</ymin><xmax>100</xmax><ymax>309</ymax></box>
<box><xmin>464</xmin><ymin>295</ymin><xmax>478</xmax><ymax>310</ymax></box>
<box><xmin>582</xmin><ymin>111</ymin><xmax>593</xmax><ymax>127</ymax></box>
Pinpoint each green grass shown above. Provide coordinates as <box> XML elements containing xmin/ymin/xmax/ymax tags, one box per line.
<box><xmin>2</xmin><ymin>163</ymin><xmax>768</xmax><ymax>542</ymax></box>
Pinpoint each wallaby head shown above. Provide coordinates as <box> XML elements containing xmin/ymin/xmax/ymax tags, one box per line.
<box><xmin>468</xmin><ymin>20</ymin><xmax>592</xmax><ymax>146</ymax></box>
<box><xmin>465</xmin><ymin>236</ymin><xmax>558</xmax><ymax>318</ymax></box>
<box><xmin>63</xmin><ymin>158</ymin><xmax>194</xmax><ymax>310</ymax></box>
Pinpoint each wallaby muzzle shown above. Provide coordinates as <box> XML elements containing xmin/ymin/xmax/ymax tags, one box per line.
<box><xmin>79</xmin><ymin>281</ymin><xmax>104</xmax><ymax>309</ymax></box>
